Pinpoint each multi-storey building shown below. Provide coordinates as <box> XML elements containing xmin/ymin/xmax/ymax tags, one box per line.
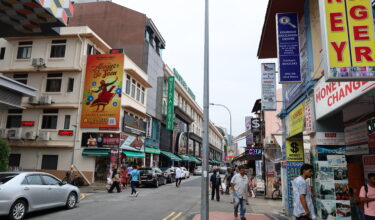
<box><xmin>0</xmin><ymin>26</ymin><xmax>151</xmax><ymax>183</ymax></box>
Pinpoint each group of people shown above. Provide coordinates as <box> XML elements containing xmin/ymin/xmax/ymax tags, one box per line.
<box><xmin>107</xmin><ymin>164</ymin><xmax>141</xmax><ymax>197</ymax></box>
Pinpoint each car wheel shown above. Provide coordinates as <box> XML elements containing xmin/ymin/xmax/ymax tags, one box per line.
<box><xmin>66</xmin><ymin>192</ymin><xmax>77</xmax><ymax>209</ymax></box>
<box><xmin>9</xmin><ymin>199</ymin><xmax>27</xmax><ymax>220</ymax></box>
<box><xmin>154</xmin><ymin>179</ymin><xmax>159</xmax><ymax>188</ymax></box>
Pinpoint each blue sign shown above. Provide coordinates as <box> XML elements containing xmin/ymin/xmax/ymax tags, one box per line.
<box><xmin>277</xmin><ymin>13</ymin><xmax>301</xmax><ymax>83</ymax></box>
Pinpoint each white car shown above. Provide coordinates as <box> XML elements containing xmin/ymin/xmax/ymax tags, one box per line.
<box><xmin>181</xmin><ymin>167</ymin><xmax>190</xmax><ymax>179</ymax></box>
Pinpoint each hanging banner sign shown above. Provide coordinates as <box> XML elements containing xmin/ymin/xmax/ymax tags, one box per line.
<box><xmin>166</xmin><ymin>76</ymin><xmax>175</xmax><ymax>130</ymax></box>
<box><xmin>245</xmin><ymin>116</ymin><xmax>252</xmax><ymax>130</ymax></box>
<box><xmin>305</xmin><ymin>95</ymin><xmax>316</xmax><ymax>134</ymax></box>
<box><xmin>319</xmin><ymin>0</ymin><xmax>375</xmax><ymax>81</ymax></box>
<box><xmin>288</xmin><ymin>102</ymin><xmax>305</xmax><ymax>137</ymax></box>
<box><xmin>261</xmin><ymin>63</ymin><xmax>277</xmax><ymax>110</ymax></box>
<box><xmin>276</xmin><ymin>13</ymin><xmax>302</xmax><ymax>83</ymax></box>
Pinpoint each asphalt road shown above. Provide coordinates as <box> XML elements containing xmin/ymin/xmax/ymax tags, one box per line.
<box><xmin>25</xmin><ymin>176</ymin><xmax>201</xmax><ymax>220</ymax></box>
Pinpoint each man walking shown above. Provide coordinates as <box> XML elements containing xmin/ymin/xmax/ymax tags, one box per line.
<box><xmin>210</xmin><ymin>169</ymin><xmax>221</xmax><ymax>201</ymax></box>
<box><xmin>175</xmin><ymin>165</ymin><xmax>182</xmax><ymax>187</ymax></box>
<box><xmin>292</xmin><ymin>163</ymin><xmax>316</xmax><ymax>220</ymax></box>
<box><xmin>360</xmin><ymin>173</ymin><xmax>375</xmax><ymax>220</ymax></box>
<box><xmin>231</xmin><ymin>165</ymin><xmax>250</xmax><ymax>220</ymax></box>
<box><xmin>130</xmin><ymin>165</ymin><xmax>140</xmax><ymax>197</ymax></box>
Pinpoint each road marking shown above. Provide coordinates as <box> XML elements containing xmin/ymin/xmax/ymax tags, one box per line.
<box><xmin>170</xmin><ymin>212</ymin><xmax>182</xmax><ymax>220</ymax></box>
<box><xmin>80</xmin><ymin>193</ymin><xmax>86</xmax><ymax>200</ymax></box>
<box><xmin>162</xmin><ymin>212</ymin><xmax>175</xmax><ymax>220</ymax></box>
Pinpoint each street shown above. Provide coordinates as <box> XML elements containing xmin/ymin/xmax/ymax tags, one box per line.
<box><xmin>23</xmin><ymin>176</ymin><xmax>288</xmax><ymax>220</ymax></box>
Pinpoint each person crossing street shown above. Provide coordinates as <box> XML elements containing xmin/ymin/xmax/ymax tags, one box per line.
<box><xmin>231</xmin><ymin>165</ymin><xmax>250</xmax><ymax>220</ymax></box>
<box><xmin>130</xmin><ymin>165</ymin><xmax>140</xmax><ymax>197</ymax></box>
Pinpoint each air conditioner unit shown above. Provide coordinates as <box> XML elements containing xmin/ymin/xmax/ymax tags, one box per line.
<box><xmin>39</xmin><ymin>131</ymin><xmax>50</xmax><ymax>141</ymax></box>
<box><xmin>0</xmin><ymin>129</ymin><xmax>7</xmax><ymax>139</ymax></box>
<box><xmin>40</xmin><ymin>96</ymin><xmax>52</xmax><ymax>105</ymax></box>
<box><xmin>24</xmin><ymin>131</ymin><xmax>36</xmax><ymax>140</ymax></box>
<box><xmin>28</xmin><ymin>96</ymin><xmax>39</xmax><ymax>105</ymax></box>
<box><xmin>8</xmin><ymin>128</ymin><xmax>22</xmax><ymax>140</ymax></box>
<box><xmin>32</xmin><ymin>58</ymin><xmax>46</xmax><ymax>68</ymax></box>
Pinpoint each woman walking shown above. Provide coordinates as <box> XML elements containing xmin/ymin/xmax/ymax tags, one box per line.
<box><xmin>108</xmin><ymin>169</ymin><xmax>121</xmax><ymax>193</ymax></box>
<box><xmin>121</xmin><ymin>166</ymin><xmax>128</xmax><ymax>190</ymax></box>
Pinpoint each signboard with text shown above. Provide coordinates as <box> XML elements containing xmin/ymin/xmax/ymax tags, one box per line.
<box><xmin>286</xmin><ymin>138</ymin><xmax>304</xmax><ymax>162</ymax></box>
<box><xmin>261</xmin><ymin>63</ymin><xmax>277</xmax><ymax>110</ymax></box>
<box><xmin>276</xmin><ymin>13</ymin><xmax>301</xmax><ymax>83</ymax></box>
<box><xmin>319</xmin><ymin>0</ymin><xmax>375</xmax><ymax>81</ymax></box>
<box><xmin>166</xmin><ymin>76</ymin><xmax>175</xmax><ymax>130</ymax></box>
<box><xmin>288</xmin><ymin>102</ymin><xmax>305</xmax><ymax>137</ymax></box>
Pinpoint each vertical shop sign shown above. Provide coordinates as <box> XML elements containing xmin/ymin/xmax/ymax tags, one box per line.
<box><xmin>288</xmin><ymin>102</ymin><xmax>305</xmax><ymax>137</ymax></box>
<box><xmin>245</xmin><ymin>116</ymin><xmax>252</xmax><ymax>130</ymax></box>
<box><xmin>81</xmin><ymin>54</ymin><xmax>124</xmax><ymax>128</ymax></box>
<box><xmin>261</xmin><ymin>63</ymin><xmax>277</xmax><ymax>110</ymax></box>
<box><xmin>166</xmin><ymin>76</ymin><xmax>175</xmax><ymax>130</ymax></box>
<box><xmin>276</xmin><ymin>13</ymin><xmax>301</xmax><ymax>83</ymax></box>
<box><xmin>319</xmin><ymin>0</ymin><xmax>375</xmax><ymax>80</ymax></box>
<box><xmin>305</xmin><ymin>96</ymin><xmax>315</xmax><ymax>134</ymax></box>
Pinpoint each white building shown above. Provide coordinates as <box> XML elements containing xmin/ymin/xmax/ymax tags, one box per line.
<box><xmin>0</xmin><ymin>26</ymin><xmax>151</xmax><ymax>183</ymax></box>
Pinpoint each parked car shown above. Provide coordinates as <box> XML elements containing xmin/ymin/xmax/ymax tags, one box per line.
<box><xmin>139</xmin><ymin>168</ymin><xmax>166</xmax><ymax>188</ymax></box>
<box><xmin>181</xmin><ymin>167</ymin><xmax>190</xmax><ymax>179</ymax></box>
<box><xmin>161</xmin><ymin>168</ymin><xmax>176</xmax><ymax>183</ymax></box>
<box><xmin>0</xmin><ymin>172</ymin><xmax>80</xmax><ymax>220</ymax></box>
<box><xmin>193</xmin><ymin>166</ymin><xmax>202</xmax><ymax>176</ymax></box>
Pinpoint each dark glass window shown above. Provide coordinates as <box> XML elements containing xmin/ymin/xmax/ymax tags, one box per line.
<box><xmin>17</xmin><ymin>41</ymin><xmax>32</xmax><ymax>59</ymax></box>
<box><xmin>126</xmin><ymin>75</ymin><xmax>131</xmax><ymax>95</ymax></box>
<box><xmin>64</xmin><ymin>115</ymin><xmax>70</xmax><ymax>129</ymax></box>
<box><xmin>50</xmin><ymin>39</ymin><xmax>66</xmax><ymax>58</ymax></box>
<box><xmin>8</xmin><ymin>154</ymin><xmax>21</xmax><ymax>167</ymax></box>
<box><xmin>0</xmin><ymin>47</ymin><xmax>5</xmax><ymax>60</ymax></box>
<box><xmin>41</xmin><ymin>155</ymin><xmax>58</xmax><ymax>170</ymax></box>
<box><xmin>41</xmin><ymin>116</ymin><xmax>58</xmax><ymax>129</ymax></box>
<box><xmin>67</xmin><ymin>78</ymin><xmax>74</xmax><ymax>92</ymax></box>
<box><xmin>46</xmin><ymin>73</ymin><xmax>62</xmax><ymax>92</ymax></box>
<box><xmin>6</xmin><ymin>115</ymin><xmax>21</xmax><ymax>128</ymax></box>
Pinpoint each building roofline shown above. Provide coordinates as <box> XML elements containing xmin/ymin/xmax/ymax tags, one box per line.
<box><xmin>147</xmin><ymin>18</ymin><xmax>166</xmax><ymax>48</ymax></box>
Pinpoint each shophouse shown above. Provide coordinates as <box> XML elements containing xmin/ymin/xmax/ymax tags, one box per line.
<box><xmin>0</xmin><ymin>26</ymin><xmax>151</xmax><ymax>184</ymax></box>
<box><xmin>258</xmin><ymin>0</ymin><xmax>375</xmax><ymax>217</ymax></box>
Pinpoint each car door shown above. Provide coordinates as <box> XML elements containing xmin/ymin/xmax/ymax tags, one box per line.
<box><xmin>42</xmin><ymin>175</ymin><xmax>66</xmax><ymax>206</ymax></box>
<box><xmin>22</xmin><ymin>175</ymin><xmax>50</xmax><ymax>210</ymax></box>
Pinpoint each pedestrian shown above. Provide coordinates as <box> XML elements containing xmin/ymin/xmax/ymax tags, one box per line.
<box><xmin>224</xmin><ymin>169</ymin><xmax>234</xmax><ymax>195</ymax></box>
<box><xmin>175</xmin><ymin>165</ymin><xmax>183</xmax><ymax>187</ymax></box>
<box><xmin>359</xmin><ymin>173</ymin><xmax>375</xmax><ymax>220</ymax></box>
<box><xmin>210</xmin><ymin>169</ymin><xmax>221</xmax><ymax>201</ymax></box>
<box><xmin>108</xmin><ymin>169</ymin><xmax>121</xmax><ymax>193</ymax></box>
<box><xmin>231</xmin><ymin>165</ymin><xmax>250</xmax><ymax>220</ymax></box>
<box><xmin>121</xmin><ymin>165</ymin><xmax>128</xmax><ymax>189</ymax></box>
<box><xmin>130</xmin><ymin>165</ymin><xmax>140</xmax><ymax>197</ymax></box>
<box><xmin>292</xmin><ymin>163</ymin><xmax>316</xmax><ymax>220</ymax></box>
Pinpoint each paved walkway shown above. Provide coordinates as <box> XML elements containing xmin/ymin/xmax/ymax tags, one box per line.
<box><xmin>192</xmin><ymin>212</ymin><xmax>270</xmax><ymax>220</ymax></box>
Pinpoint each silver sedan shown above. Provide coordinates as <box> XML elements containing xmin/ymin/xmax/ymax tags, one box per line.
<box><xmin>0</xmin><ymin>172</ymin><xmax>80</xmax><ymax>220</ymax></box>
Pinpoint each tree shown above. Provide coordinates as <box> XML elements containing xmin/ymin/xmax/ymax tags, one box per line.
<box><xmin>0</xmin><ymin>139</ymin><xmax>10</xmax><ymax>171</ymax></box>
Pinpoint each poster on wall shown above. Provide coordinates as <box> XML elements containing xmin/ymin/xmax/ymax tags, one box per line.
<box><xmin>363</xmin><ymin>155</ymin><xmax>375</xmax><ymax>183</ymax></box>
<box><xmin>286</xmin><ymin>138</ymin><xmax>304</xmax><ymax>162</ymax></box>
<box><xmin>319</xmin><ymin>200</ymin><xmax>336</xmax><ymax>220</ymax></box>
<box><xmin>335</xmin><ymin>181</ymin><xmax>350</xmax><ymax>200</ymax></box>
<box><xmin>327</xmin><ymin>155</ymin><xmax>347</xmax><ymax>167</ymax></box>
<box><xmin>319</xmin><ymin>0</ymin><xmax>375</xmax><ymax>81</ymax></box>
<box><xmin>336</xmin><ymin>201</ymin><xmax>351</xmax><ymax>220</ymax></box>
<box><xmin>261</xmin><ymin>63</ymin><xmax>277</xmax><ymax>110</ymax></box>
<box><xmin>317</xmin><ymin>161</ymin><xmax>333</xmax><ymax>181</ymax></box>
<box><xmin>81</xmin><ymin>54</ymin><xmax>124</xmax><ymax>128</ymax></box>
<box><xmin>320</xmin><ymin>180</ymin><xmax>335</xmax><ymax>200</ymax></box>
<box><xmin>276</xmin><ymin>12</ymin><xmax>301</xmax><ymax>83</ymax></box>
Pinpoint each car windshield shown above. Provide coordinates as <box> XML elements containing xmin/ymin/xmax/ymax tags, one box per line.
<box><xmin>139</xmin><ymin>169</ymin><xmax>153</xmax><ymax>174</ymax></box>
<box><xmin>161</xmin><ymin>168</ymin><xmax>171</xmax><ymax>172</ymax></box>
<box><xmin>0</xmin><ymin>174</ymin><xmax>17</xmax><ymax>184</ymax></box>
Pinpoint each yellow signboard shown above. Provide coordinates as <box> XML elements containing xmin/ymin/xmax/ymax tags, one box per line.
<box><xmin>286</xmin><ymin>138</ymin><xmax>304</xmax><ymax>162</ymax></box>
<box><xmin>320</xmin><ymin>0</ymin><xmax>375</xmax><ymax>80</ymax></box>
<box><xmin>288</xmin><ymin>102</ymin><xmax>305</xmax><ymax>137</ymax></box>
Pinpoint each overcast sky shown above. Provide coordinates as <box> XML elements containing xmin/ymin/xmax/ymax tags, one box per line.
<box><xmin>114</xmin><ymin>0</ymin><xmax>273</xmax><ymax>146</ymax></box>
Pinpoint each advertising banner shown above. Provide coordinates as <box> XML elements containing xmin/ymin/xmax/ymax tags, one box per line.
<box><xmin>227</xmin><ymin>146</ymin><xmax>235</xmax><ymax>160</ymax></box>
<box><xmin>344</xmin><ymin>121</ymin><xmax>368</xmax><ymax>145</ymax></box>
<box><xmin>305</xmin><ymin>95</ymin><xmax>316</xmax><ymax>134</ymax></box>
<box><xmin>245</xmin><ymin>116</ymin><xmax>252</xmax><ymax>130</ymax></box>
<box><xmin>319</xmin><ymin>0</ymin><xmax>375</xmax><ymax>81</ymax></box>
<box><xmin>81</xmin><ymin>54</ymin><xmax>124</xmax><ymax>128</ymax></box>
<box><xmin>261</xmin><ymin>63</ymin><xmax>277</xmax><ymax>110</ymax></box>
<box><xmin>166</xmin><ymin>76</ymin><xmax>175</xmax><ymax>130</ymax></box>
<box><xmin>316</xmin><ymin>132</ymin><xmax>345</xmax><ymax>145</ymax></box>
<box><xmin>314</xmin><ymin>78</ymin><xmax>375</xmax><ymax>119</ymax></box>
<box><xmin>276</xmin><ymin>13</ymin><xmax>301</xmax><ymax>83</ymax></box>
<box><xmin>286</xmin><ymin>138</ymin><xmax>304</xmax><ymax>162</ymax></box>
<box><xmin>288</xmin><ymin>102</ymin><xmax>305</xmax><ymax>137</ymax></box>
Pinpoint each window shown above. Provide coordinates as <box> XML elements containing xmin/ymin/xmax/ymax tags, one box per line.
<box><xmin>13</xmin><ymin>73</ymin><xmax>28</xmax><ymax>84</ymax></box>
<box><xmin>64</xmin><ymin>115</ymin><xmax>70</xmax><ymax>129</ymax></box>
<box><xmin>17</xmin><ymin>41</ymin><xmax>32</xmax><ymax>59</ymax></box>
<box><xmin>50</xmin><ymin>39</ymin><xmax>66</xmax><ymax>58</ymax></box>
<box><xmin>0</xmin><ymin>47</ymin><xmax>5</xmax><ymax>60</ymax></box>
<box><xmin>25</xmin><ymin>175</ymin><xmax>43</xmax><ymax>185</ymax></box>
<box><xmin>6</xmin><ymin>109</ymin><xmax>22</xmax><ymax>128</ymax></box>
<box><xmin>8</xmin><ymin>154</ymin><xmax>21</xmax><ymax>167</ymax></box>
<box><xmin>42</xmin><ymin>175</ymin><xmax>60</xmax><ymax>185</ymax></box>
<box><xmin>87</xmin><ymin>44</ymin><xmax>94</xmax><ymax>55</ymax></box>
<box><xmin>131</xmin><ymin>79</ymin><xmax>136</xmax><ymax>98</ymax></box>
<box><xmin>41</xmin><ymin>155</ymin><xmax>58</xmax><ymax>170</ymax></box>
<box><xmin>41</xmin><ymin>109</ymin><xmax>58</xmax><ymax>129</ymax></box>
<box><xmin>136</xmin><ymin>83</ymin><xmax>141</xmax><ymax>101</ymax></box>
<box><xmin>46</xmin><ymin>73</ymin><xmax>62</xmax><ymax>92</ymax></box>
<box><xmin>67</xmin><ymin>78</ymin><xmax>74</xmax><ymax>92</ymax></box>
<box><xmin>126</xmin><ymin>75</ymin><xmax>131</xmax><ymax>95</ymax></box>
<box><xmin>141</xmin><ymin>87</ymin><xmax>145</xmax><ymax>104</ymax></box>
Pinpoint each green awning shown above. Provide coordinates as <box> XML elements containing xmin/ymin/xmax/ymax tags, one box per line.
<box><xmin>82</xmin><ymin>148</ymin><xmax>109</xmax><ymax>157</ymax></box>
<box><xmin>160</xmin><ymin>151</ymin><xmax>182</xmax><ymax>161</ymax></box>
<box><xmin>188</xmin><ymin>155</ymin><xmax>200</xmax><ymax>163</ymax></box>
<box><xmin>122</xmin><ymin>150</ymin><xmax>145</xmax><ymax>158</ymax></box>
<box><xmin>178</xmin><ymin>154</ymin><xmax>191</xmax><ymax>161</ymax></box>
<box><xmin>145</xmin><ymin>147</ymin><xmax>160</xmax><ymax>154</ymax></box>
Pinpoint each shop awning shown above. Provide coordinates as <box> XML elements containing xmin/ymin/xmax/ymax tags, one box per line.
<box><xmin>178</xmin><ymin>154</ymin><xmax>191</xmax><ymax>162</ymax></box>
<box><xmin>122</xmin><ymin>150</ymin><xmax>145</xmax><ymax>158</ymax></box>
<box><xmin>145</xmin><ymin>147</ymin><xmax>160</xmax><ymax>154</ymax></box>
<box><xmin>160</xmin><ymin>151</ymin><xmax>182</xmax><ymax>161</ymax></box>
<box><xmin>188</xmin><ymin>155</ymin><xmax>200</xmax><ymax>163</ymax></box>
<box><xmin>82</xmin><ymin>148</ymin><xmax>109</xmax><ymax>157</ymax></box>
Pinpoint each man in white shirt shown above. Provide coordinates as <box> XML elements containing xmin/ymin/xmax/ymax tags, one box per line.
<box><xmin>175</xmin><ymin>165</ymin><xmax>182</xmax><ymax>187</ymax></box>
<box><xmin>231</xmin><ymin>165</ymin><xmax>250</xmax><ymax>220</ymax></box>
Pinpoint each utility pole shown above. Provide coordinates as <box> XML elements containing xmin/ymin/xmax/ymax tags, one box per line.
<box><xmin>201</xmin><ymin>0</ymin><xmax>210</xmax><ymax>219</ymax></box>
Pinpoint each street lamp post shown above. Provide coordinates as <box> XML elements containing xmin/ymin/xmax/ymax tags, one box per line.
<box><xmin>210</xmin><ymin>103</ymin><xmax>232</xmax><ymax>149</ymax></box>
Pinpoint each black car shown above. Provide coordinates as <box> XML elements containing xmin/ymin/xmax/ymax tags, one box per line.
<box><xmin>161</xmin><ymin>167</ymin><xmax>176</xmax><ymax>183</ymax></box>
<box><xmin>139</xmin><ymin>167</ymin><xmax>166</xmax><ymax>188</ymax></box>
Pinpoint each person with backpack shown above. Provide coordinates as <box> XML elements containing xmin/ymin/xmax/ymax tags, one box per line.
<box><xmin>210</xmin><ymin>168</ymin><xmax>222</xmax><ymax>201</ymax></box>
<box><xmin>360</xmin><ymin>173</ymin><xmax>375</xmax><ymax>220</ymax></box>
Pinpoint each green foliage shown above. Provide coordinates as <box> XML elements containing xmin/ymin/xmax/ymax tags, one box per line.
<box><xmin>0</xmin><ymin>139</ymin><xmax>10</xmax><ymax>172</ymax></box>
